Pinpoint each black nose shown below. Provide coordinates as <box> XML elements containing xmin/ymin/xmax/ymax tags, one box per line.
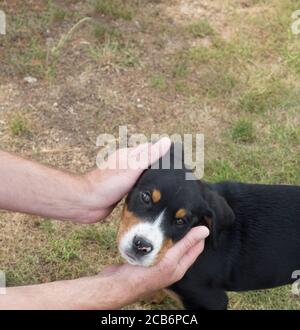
<box><xmin>133</xmin><ymin>236</ymin><xmax>153</xmax><ymax>255</ymax></box>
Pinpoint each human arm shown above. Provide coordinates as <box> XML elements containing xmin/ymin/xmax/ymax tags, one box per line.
<box><xmin>0</xmin><ymin>138</ymin><xmax>171</xmax><ymax>223</ymax></box>
<box><xmin>0</xmin><ymin>226</ymin><xmax>208</xmax><ymax>309</ymax></box>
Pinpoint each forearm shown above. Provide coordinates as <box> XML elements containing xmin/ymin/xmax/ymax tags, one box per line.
<box><xmin>0</xmin><ymin>227</ymin><xmax>208</xmax><ymax>310</ymax></box>
<box><xmin>0</xmin><ymin>150</ymin><xmax>94</xmax><ymax>222</ymax></box>
<box><xmin>0</xmin><ymin>276</ymin><xmax>129</xmax><ymax>310</ymax></box>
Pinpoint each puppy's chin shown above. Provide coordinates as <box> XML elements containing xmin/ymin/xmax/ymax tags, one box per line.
<box><xmin>118</xmin><ymin>239</ymin><xmax>173</xmax><ymax>268</ymax></box>
<box><xmin>127</xmin><ymin>258</ymin><xmax>152</xmax><ymax>267</ymax></box>
<box><xmin>119</xmin><ymin>247</ymin><xmax>159</xmax><ymax>267</ymax></box>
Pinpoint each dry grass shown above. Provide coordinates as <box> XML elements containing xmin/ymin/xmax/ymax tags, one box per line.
<box><xmin>0</xmin><ymin>0</ymin><xmax>300</xmax><ymax>309</ymax></box>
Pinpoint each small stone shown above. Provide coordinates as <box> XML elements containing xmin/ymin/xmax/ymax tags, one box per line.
<box><xmin>24</xmin><ymin>76</ymin><xmax>37</xmax><ymax>84</ymax></box>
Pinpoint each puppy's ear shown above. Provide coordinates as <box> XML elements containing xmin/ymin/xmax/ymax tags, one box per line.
<box><xmin>199</xmin><ymin>187</ymin><xmax>235</xmax><ymax>249</ymax></box>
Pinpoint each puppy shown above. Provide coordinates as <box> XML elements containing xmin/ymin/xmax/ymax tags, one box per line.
<box><xmin>117</xmin><ymin>144</ymin><xmax>300</xmax><ymax>309</ymax></box>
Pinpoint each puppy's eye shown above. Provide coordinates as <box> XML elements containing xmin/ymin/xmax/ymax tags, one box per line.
<box><xmin>175</xmin><ymin>218</ymin><xmax>185</xmax><ymax>226</ymax></box>
<box><xmin>140</xmin><ymin>191</ymin><xmax>151</xmax><ymax>204</ymax></box>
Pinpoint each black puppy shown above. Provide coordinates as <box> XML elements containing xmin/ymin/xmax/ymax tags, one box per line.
<box><xmin>117</xmin><ymin>145</ymin><xmax>300</xmax><ymax>309</ymax></box>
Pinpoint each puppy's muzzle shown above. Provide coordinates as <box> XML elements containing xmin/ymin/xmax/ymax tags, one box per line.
<box><xmin>133</xmin><ymin>235</ymin><xmax>153</xmax><ymax>256</ymax></box>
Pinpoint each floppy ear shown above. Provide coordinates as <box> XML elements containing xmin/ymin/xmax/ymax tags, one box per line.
<box><xmin>199</xmin><ymin>188</ymin><xmax>235</xmax><ymax>249</ymax></box>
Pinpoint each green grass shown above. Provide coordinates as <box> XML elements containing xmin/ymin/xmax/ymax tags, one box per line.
<box><xmin>231</xmin><ymin>119</ymin><xmax>255</xmax><ymax>143</ymax></box>
<box><xmin>172</xmin><ymin>62</ymin><xmax>188</xmax><ymax>78</ymax></box>
<box><xmin>50</xmin><ymin>5</ymin><xmax>67</xmax><ymax>23</ymax></box>
<box><xmin>238</xmin><ymin>79</ymin><xmax>298</xmax><ymax>113</ymax></box>
<box><xmin>229</xmin><ymin>288</ymin><xmax>300</xmax><ymax>310</ymax></box>
<box><xmin>270</xmin><ymin>124</ymin><xmax>300</xmax><ymax>146</ymax></box>
<box><xmin>1</xmin><ymin>0</ymin><xmax>300</xmax><ymax>311</ymax></box>
<box><xmin>75</xmin><ymin>225</ymin><xmax>118</xmax><ymax>252</ymax></box>
<box><xmin>200</xmin><ymin>69</ymin><xmax>236</xmax><ymax>97</ymax></box>
<box><xmin>37</xmin><ymin>219</ymin><xmax>57</xmax><ymax>234</ymax></box>
<box><xmin>149</xmin><ymin>74</ymin><xmax>166</xmax><ymax>90</ymax></box>
<box><xmin>187</xmin><ymin>20</ymin><xmax>214</xmax><ymax>38</ymax></box>
<box><xmin>187</xmin><ymin>37</ymin><xmax>253</xmax><ymax>66</ymax></box>
<box><xmin>9</xmin><ymin>114</ymin><xmax>29</xmax><ymax>136</ymax></box>
<box><xmin>93</xmin><ymin>23</ymin><xmax>107</xmax><ymax>41</ymax></box>
<box><xmin>8</xmin><ymin>37</ymin><xmax>47</xmax><ymax>77</ymax></box>
<box><xmin>93</xmin><ymin>23</ymin><xmax>122</xmax><ymax>43</ymax></box>
<box><xmin>45</xmin><ymin>237</ymin><xmax>80</xmax><ymax>263</ymax></box>
<box><xmin>239</xmin><ymin>90</ymin><xmax>269</xmax><ymax>113</ymax></box>
<box><xmin>94</xmin><ymin>0</ymin><xmax>134</xmax><ymax>20</ymax></box>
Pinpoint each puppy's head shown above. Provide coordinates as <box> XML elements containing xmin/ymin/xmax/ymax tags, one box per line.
<box><xmin>118</xmin><ymin>144</ymin><xmax>235</xmax><ymax>267</ymax></box>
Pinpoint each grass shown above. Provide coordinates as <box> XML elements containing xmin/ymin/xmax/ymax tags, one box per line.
<box><xmin>200</xmin><ymin>69</ymin><xmax>236</xmax><ymax>97</ymax></box>
<box><xmin>45</xmin><ymin>237</ymin><xmax>80</xmax><ymax>263</ymax></box>
<box><xmin>187</xmin><ymin>37</ymin><xmax>252</xmax><ymax>66</ymax></box>
<box><xmin>50</xmin><ymin>5</ymin><xmax>67</xmax><ymax>23</ymax></box>
<box><xmin>93</xmin><ymin>23</ymin><xmax>107</xmax><ymax>41</ymax></box>
<box><xmin>231</xmin><ymin>119</ymin><xmax>255</xmax><ymax>143</ymax></box>
<box><xmin>93</xmin><ymin>23</ymin><xmax>122</xmax><ymax>43</ymax></box>
<box><xmin>0</xmin><ymin>0</ymin><xmax>300</xmax><ymax>310</ymax></box>
<box><xmin>187</xmin><ymin>20</ymin><xmax>214</xmax><ymax>38</ymax></box>
<box><xmin>7</xmin><ymin>37</ymin><xmax>47</xmax><ymax>77</ymax></box>
<box><xmin>75</xmin><ymin>225</ymin><xmax>118</xmax><ymax>251</ymax></box>
<box><xmin>238</xmin><ymin>79</ymin><xmax>299</xmax><ymax>113</ymax></box>
<box><xmin>172</xmin><ymin>62</ymin><xmax>188</xmax><ymax>78</ymax></box>
<box><xmin>94</xmin><ymin>0</ymin><xmax>134</xmax><ymax>20</ymax></box>
<box><xmin>9</xmin><ymin>114</ymin><xmax>29</xmax><ymax>136</ymax></box>
<box><xmin>149</xmin><ymin>74</ymin><xmax>166</xmax><ymax>90</ymax></box>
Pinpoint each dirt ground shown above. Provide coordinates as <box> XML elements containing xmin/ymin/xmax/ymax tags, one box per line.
<box><xmin>0</xmin><ymin>0</ymin><xmax>300</xmax><ymax>309</ymax></box>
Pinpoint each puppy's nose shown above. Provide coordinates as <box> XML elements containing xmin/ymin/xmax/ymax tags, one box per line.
<box><xmin>133</xmin><ymin>236</ymin><xmax>153</xmax><ymax>255</ymax></box>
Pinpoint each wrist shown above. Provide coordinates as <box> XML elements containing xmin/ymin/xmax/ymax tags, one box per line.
<box><xmin>77</xmin><ymin>274</ymin><xmax>132</xmax><ymax>310</ymax></box>
<box><xmin>69</xmin><ymin>173</ymin><xmax>104</xmax><ymax>224</ymax></box>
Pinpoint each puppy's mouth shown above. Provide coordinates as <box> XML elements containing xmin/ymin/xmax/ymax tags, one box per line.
<box><xmin>118</xmin><ymin>228</ymin><xmax>163</xmax><ymax>267</ymax></box>
<box><xmin>118</xmin><ymin>206</ymin><xmax>169</xmax><ymax>267</ymax></box>
<box><xmin>124</xmin><ymin>250</ymin><xmax>138</xmax><ymax>264</ymax></box>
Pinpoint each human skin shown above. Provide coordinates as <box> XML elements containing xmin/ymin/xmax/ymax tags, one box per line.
<box><xmin>0</xmin><ymin>138</ymin><xmax>209</xmax><ymax>309</ymax></box>
<box><xmin>0</xmin><ymin>138</ymin><xmax>170</xmax><ymax>222</ymax></box>
<box><xmin>0</xmin><ymin>226</ymin><xmax>208</xmax><ymax>309</ymax></box>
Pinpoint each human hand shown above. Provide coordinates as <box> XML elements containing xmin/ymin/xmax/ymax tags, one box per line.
<box><xmin>79</xmin><ymin>138</ymin><xmax>171</xmax><ymax>223</ymax></box>
<box><xmin>0</xmin><ymin>226</ymin><xmax>208</xmax><ymax>310</ymax></box>
<box><xmin>87</xmin><ymin>226</ymin><xmax>209</xmax><ymax>309</ymax></box>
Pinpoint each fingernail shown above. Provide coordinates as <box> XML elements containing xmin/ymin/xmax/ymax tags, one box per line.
<box><xmin>194</xmin><ymin>226</ymin><xmax>210</xmax><ymax>239</ymax></box>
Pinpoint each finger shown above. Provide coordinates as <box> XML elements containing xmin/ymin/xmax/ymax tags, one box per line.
<box><xmin>163</xmin><ymin>226</ymin><xmax>209</xmax><ymax>263</ymax></box>
<box><xmin>130</xmin><ymin>137</ymin><xmax>171</xmax><ymax>170</ymax></box>
<box><xmin>130</xmin><ymin>142</ymin><xmax>151</xmax><ymax>156</ymax></box>
<box><xmin>147</xmin><ymin>137</ymin><xmax>172</xmax><ymax>167</ymax></box>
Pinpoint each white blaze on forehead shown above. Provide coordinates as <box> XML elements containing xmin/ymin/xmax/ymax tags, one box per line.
<box><xmin>119</xmin><ymin>209</ymin><xmax>166</xmax><ymax>267</ymax></box>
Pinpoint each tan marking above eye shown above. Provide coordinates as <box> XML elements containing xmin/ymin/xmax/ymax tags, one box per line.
<box><xmin>152</xmin><ymin>189</ymin><xmax>161</xmax><ymax>203</ymax></box>
<box><xmin>175</xmin><ymin>208</ymin><xmax>186</xmax><ymax>218</ymax></box>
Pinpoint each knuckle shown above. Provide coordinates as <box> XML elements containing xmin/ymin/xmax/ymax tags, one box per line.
<box><xmin>174</xmin><ymin>267</ymin><xmax>185</xmax><ymax>282</ymax></box>
<box><xmin>175</xmin><ymin>271</ymin><xmax>185</xmax><ymax>282</ymax></box>
<box><xmin>158</xmin><ymin>257</ymin><xmax>174</xmax><ymax>275</ymax></box>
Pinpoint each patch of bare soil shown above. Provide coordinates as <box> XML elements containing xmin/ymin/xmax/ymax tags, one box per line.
<box><xmin>160</xmin><ymin>0</ymin><xmax>235</xmax><ymax>40</ymax></box>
